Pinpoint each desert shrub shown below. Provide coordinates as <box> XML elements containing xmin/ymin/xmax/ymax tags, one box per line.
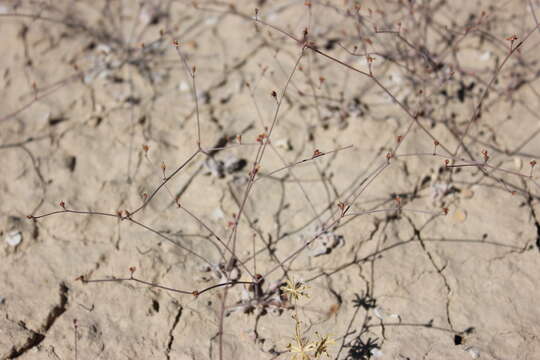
<box><xmin>1</xmin><ymin>1</ymin><xmax>539</xmax><ymax>359</ymax></box>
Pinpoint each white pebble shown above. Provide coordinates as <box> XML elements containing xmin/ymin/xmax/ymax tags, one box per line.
<box><xmin>178</xmin><ymin>81</ymin><xmax>190</xmax><ymax>92</ymax></box>
<box><xmin>5</xmin><ymin>231</ymin><xmax>22</xmax><ymax>246</ymax></box>
<box><xmin>205</xmin><ymin>17</ymin><xmax>218</xmax><ymax>25</ymax></box>
<box><xmin>480</xmin><ymin>51</ymin><xmax>491</xmax><ymax>61</ymax></box>
<box><xmin>465</xmin><ymin>346</ymin><xmax>480</xmax><ymax>359</ymax></box>
<box><xmin>212</xmin><ymin>208</ymin><xmax>225</xmax><ymax>220</ymax></box>
<box><xmin>373</xmin><ymin>307</ymin><xmax>385</xmax><ymax>319</ymax></box>
<box><xmin>96</xmin><ymin>44</ymin><xmax>111</xmax><ymax>54</ymax></box>
<box><xmin>370</xmin><ymin>348</ymin><xmax>383</xmax><ymax>358</ymax></box>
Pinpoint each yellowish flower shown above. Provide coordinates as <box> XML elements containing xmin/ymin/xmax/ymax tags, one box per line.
<box><xmin>286</xmin><ymin>319</ymin><xmax>335</xmax><ymax>359</ymax></box>
<box><xmin>287</xmin><ymin>317</ymin><xmax>316</xmax><ymax>360</ymax></box>
<box><xmin>281</xmin><ymin>278</ymin><xmax>310</xmax><ymax>301</ymax></box>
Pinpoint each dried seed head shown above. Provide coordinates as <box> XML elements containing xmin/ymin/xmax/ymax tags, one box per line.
<box><xmin>337</xmin><ymin>202</ymin><xmax>347</xmax><ymax>216</ymax></box>
<box><xmin>530</xmin><ymin>160</ymin><xmax>537</xmax><ymax>178</ymax></box>
<box><xmin>506</xmin><ymin>34</ymin><xmax>518</xmax><ymax>42</ymax></box>
<box><xmin>433</xmin><ymin>140</ymin><xmax>440</xmax><ymax>155</ymax></box>
<box><xmin>256</xmin><ymin>133</ymin><xmax>268</xmax><ymax>143</ymax></box>
<box><xmin>481</xmin><ymin>149</ymin><xmax>489</xmax><ymax>162</ymax></box>
<box><xmin>249</xmin><ymin>165</ymin><xmax>261</xmax><ymax>177</ymax></box>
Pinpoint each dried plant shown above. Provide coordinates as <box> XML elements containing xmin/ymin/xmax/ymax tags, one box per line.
<box><xmin>1</xmin><ymin>1</ymin><xmax>539</xmax><ymax>359</ymax></box>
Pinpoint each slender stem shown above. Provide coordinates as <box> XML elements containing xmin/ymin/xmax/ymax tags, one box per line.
<box><xmin>130</xmin><ymin>149</ymin><xmax>201</xmax><ymax>217</ymax></box>
<box><xmin>174</xmin><ymin>44</ymin><xmax>202</xmax><ymax>149</ymax></box>
<box><xmin>82</xmin><ymin>273</ymin><xmax>254</xmax><ymax>296</ymax></box>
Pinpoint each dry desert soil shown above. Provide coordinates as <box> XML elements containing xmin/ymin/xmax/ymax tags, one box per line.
<box><xmin>1</xmin><ymin>1</ymin><xmax>540</xmax><ymax>359</ymax></box>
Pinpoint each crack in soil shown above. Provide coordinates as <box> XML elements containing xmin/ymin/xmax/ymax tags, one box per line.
<box><xmin>525</xmin><ymin>196</ymin><xmax>540</xmax><ymax>251</ymax></box>
<box><xmin>165</xmin><ymin>303</ymin><xmax>183</xmax><ymax>360</ymax></box>
<box><xmin>406</xmin><ymin>216</ymin><xmax>455</xmax><ymax>332</ymax></box>
<box><xmin>9</xmin><ymin>282</ymin><xmax>69</xmax><ymax>358</ymax></box>
<box><xmin>7</xmin><ymin>321</ymin><xmax>44</xmax><ymax>359</ymax></box>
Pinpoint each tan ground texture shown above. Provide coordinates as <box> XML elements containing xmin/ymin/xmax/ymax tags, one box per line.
<box><xmin>1</xmin><ymin>0</ymin><xmax>540</xmax><ymax>359</ymax></box>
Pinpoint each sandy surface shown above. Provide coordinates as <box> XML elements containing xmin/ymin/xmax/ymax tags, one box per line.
<box><xmin>1</xmin><ymin>1</ymin><xmax>539</xmax><ymax>359</ymax></box>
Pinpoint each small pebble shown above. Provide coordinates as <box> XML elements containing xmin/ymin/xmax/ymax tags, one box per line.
<box><xmin>465</xmin><ymin>346</ymin><xmax>480</xmax><ymax>359</ymax></box>
<box><xmin>5</xmin><ymin>231</ymin><xmax>22</xmax><ymax>246</ymax></box>
<box><xmin>275</xmin><ymin>138</ymin><xmax>292</xmax><ymax>151</ymax></box>
<box><xmin>480</xmin><ymin>51</ymin><xmax>491</xmax><ymax>61</ymax></box>
<box><xmin>229</xmin><ymin>268</ymin><xmax>240</xmax><ymax>281</ymax></box>
<box><xmin>205</xmin><ymin>17</ymin><xmax>218</xmax><ymax>25</ymax></box>
<box><xmin>370</xmin><ymin>348</ymin><xmax>383</xmax><ymax>358</ymax></box>
<box><xmin>178</xmin><ymin>81</ymin><xmax>189</xmax><ymax>92</ymax></box>
<box><xmin>212</xmin><ymin>208</ymin><xmax>225</xmax><ymax>220</ymax></box>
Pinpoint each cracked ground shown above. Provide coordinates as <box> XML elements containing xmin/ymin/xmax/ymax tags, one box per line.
<box><xmin>1</xmin><ymin>1</ymin><xmax>540</xmax><ymax>359</ymax></box>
